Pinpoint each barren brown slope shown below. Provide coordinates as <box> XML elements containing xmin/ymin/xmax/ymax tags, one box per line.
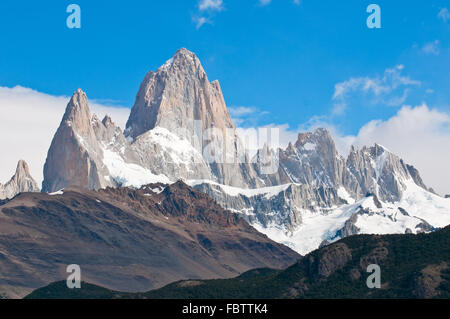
<box><xmin>0</xmin><ymin>181</ymin><xmax>299</xmax><ymax>299</ymax></box>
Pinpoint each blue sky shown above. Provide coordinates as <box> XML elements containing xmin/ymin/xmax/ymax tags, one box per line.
<box><xmin>0</xmin><ymin>0</ymin><xmax>448</xmax><ymax>133</ymax></box>
<box><xmin>1</xmin><ymin>0</ymin><xmax>450</xmax><ymax>193</ymax></box>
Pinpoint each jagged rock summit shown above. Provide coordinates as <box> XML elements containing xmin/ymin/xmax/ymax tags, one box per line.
<box><xmin>0</xmin><ymin>160</ymin><xmax>40</xmax><ymax>200</ymax></box>
<box><xmin>42</xmin><ymin>89</ymin><xmax>113</xmax><ymax>192</ymax></box>
<box><xmin>125</xmin><ymin>48</ymin><xmax>235</xmax><ymax>141</ymax></box>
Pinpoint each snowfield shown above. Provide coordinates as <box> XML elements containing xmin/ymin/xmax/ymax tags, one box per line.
<box><xmin>252</xmin><ymin>179</ymin><xmax>450</xmax><ymax>255</ymax></box>
<box><xmin>138</xmin><ymin>127</ymin><xmax>206</xmax><ymax>167</ymax></box>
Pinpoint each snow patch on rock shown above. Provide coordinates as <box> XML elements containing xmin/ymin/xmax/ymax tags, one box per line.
<box><xmin>102</xmin><ymin>148</ymin><xmax>171</xmax><ymax>187</ymax></box>
<box><xmin>188</xmin><ymin>179</ymin><xmax>292</xmax><ymax>199</ymax></box>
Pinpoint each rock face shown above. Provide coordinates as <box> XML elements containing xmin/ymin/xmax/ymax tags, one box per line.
<box><xmin>193</xmin><ymin>181</ymin><xmax>345</xmax><ymax>234</ymax></box>
<box><xmin>260</xmin><ymin>130</ymin><xmax>427</xmax><ymax>202</ymax></box>
<box><xmin>343</xmin><ymin>144</ymin><xmax>429</xmax><ymax>202</ymax></box>
<box><xmin>0</xmin><ymin>181</ymin><xmax>299</xmax><ymax>299</ymax></box>
<box><xmin>126</xmin><ymin>48</ymin><xmax>234</xmax><ymax>142</ymax></box>
<box><xmin>0</xmin><ymin>160</ymin><xmax>40</xmax><ymax>200</ymax></box>
<box><xmin>274</xmin><ymin>129</ymin><xmax>345</xmax><ymax>188</ymax></box>
<box><xmin>41</xmin><ymin>48</ymin><xmax>450</xmax><ymax>255</ymax></box>
<box><xmin>42</xmin><ymin>89</ymin><xmax>113</xmax><ymax>192</ymax></box>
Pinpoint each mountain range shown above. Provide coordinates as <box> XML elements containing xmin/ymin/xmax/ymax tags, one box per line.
<box><xmin>29</xmin><ymin>48</ymin><xmax>450</xmax><ymax>254</ymax></box>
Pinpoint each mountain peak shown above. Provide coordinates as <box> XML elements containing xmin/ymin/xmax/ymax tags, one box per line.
<box><xmin>42</xmin><ymin>89</ymin><xmax>113</xmax><ymax>193</ymax></box>
<box><xmin>125</xmin><ymin>49</ymin><xmax>234</xmax><ymax>140</ymax></box>
<box><xmin>69</xmin><ymin>88</ymin><xmax>88</xmax><ymax>107</ymax></box>
<box><xmin>0</xmin><ymin>160</ymin><xmax>40</xmax><ymax>200</ymax></box>
<box><xmin>295</xmin><ymin>127</ymin><xmax>334</xmax><ymax>150</ymax></box>
<box><xmin>102</xmin><ymin>115</ymin><xmax>113</xmax><ymax>127</ymax></box>
<box><xmin>14</xmin><ymin>160</ymin><xmax>32</xmax><ymax>179</ymax></box>
<box><xmin>173</xmin><ymin>47</ymin><xmax>197</xmax><ymax>60</ymax></box>
<box><xmin>61</xmin><ymin>88</ymin><xmax>92</xmax><ymax>135</ymax></box>
<box><xmin>156</xmin><ymin>48</ymin><xmax>201</xmax><ymax>73</ymax></box>
<box><xmin>373</xmin><ymin>143</ymin><xmax>390</xmax><ymax>154</ymax></box>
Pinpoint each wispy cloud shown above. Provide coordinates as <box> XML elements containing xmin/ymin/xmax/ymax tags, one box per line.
<box><xmin>438</xmin><ymin>8</ymin><xmax>450</xmax><ymax>22</ymax></box>
<box><xmin>194</xmin><ymin>0</ymin><xmax>224</xmax><ymax>29</ymax></box>
<box><xmin>229</xmin><ymin>106</ymin><xmax>258</xmax><ymax>117</ymax></box>
<box><xmin>199</xmin><ymin>0</ymin><xmax>224</xmax><ymax>11</ymax></box>
<box><xmin>422</xmin><ymin>40</ymin><xmax>440</xmax><ymax>55</ymax></box>
<box><xmin>293</xmin><ymin>0</ymin><xmax>302</xmax><ymax>5</ymax></box>
<box><xmin>229</xmin><ymin>106</ymin><xmax>269</xmax><ymax>127</ymax></box>
<box><xmin>193</xmin><ymin>16</ymin><xmax>210</xmax><ymax>29</ymax></box>
<box><xmin>332</xmin><ymin>65</ymin><xmax>421</xmax><ymax>115</ymax></box>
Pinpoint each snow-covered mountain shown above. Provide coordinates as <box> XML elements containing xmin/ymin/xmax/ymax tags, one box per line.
<box><xmin>41</xmin><ymin>48</ymin><xmax>450</xmax><ymax>255</ymax></box>
<box><xmin>0</xmin><ymin>160</ymin><xmax>40</xmax><ymax>200</ymax></box>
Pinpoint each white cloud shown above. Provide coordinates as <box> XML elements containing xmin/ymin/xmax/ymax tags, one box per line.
<box><xmin>422</xmin><ymin>40</ymin><xmax>440</xmax><ymax>55</ymax></box>
<box><xmin>332</xmin><ymin>65</ymin><xmax>420</xmax><ymax>115</ymax></box>
<box><xmin>0</xmin><ymin>86</ymin><xmax>130</xmax><ymax>186</ymax></box>
<box><xmin>199</xmin><ymin>0</ymin><xmax>223</xmax><ymax>11</ymax></box>
<box><xmin>293</xmin><ymin>0</ymin><xmax>302</xmax><ymax>5</ymax></box>
<box><xmin>228</xmin><ymin>106</ymin><xmax>258</xmax><ymax>117</ymax></box>
<box><xmin>438</xmin><ymin>8</ymin><xmax>450</xmax><ymax>22</ymax></box>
